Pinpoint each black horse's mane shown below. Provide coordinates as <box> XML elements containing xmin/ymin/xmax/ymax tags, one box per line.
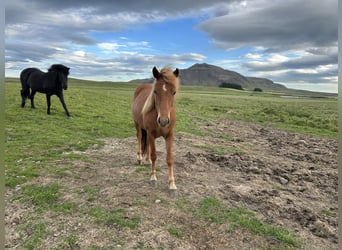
<box><xmin>48</xmin><ymin>64</ymin><xmax>70</xmax><ymax>75</ymax></box>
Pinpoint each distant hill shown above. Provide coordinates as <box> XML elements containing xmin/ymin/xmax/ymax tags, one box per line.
<box><xmin>179</xmin><ymin>63</ymin><xmax>287</xmax><ymax>90</ymax></box>
<box><xmin>130</xmin><ymin>63</ymin><xmax>287</xmax><ymax>91</ymax></box>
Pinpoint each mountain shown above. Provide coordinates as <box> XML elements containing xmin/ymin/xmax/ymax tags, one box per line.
<box><xmin>179</xmin><ymin>63</ymin><xmax>287</xmax><ymax>90</ymax></box>
<box><xmin>130</xmin><ymin>63</ymin><xmax>287</xmax><ymax>91</ymax></box>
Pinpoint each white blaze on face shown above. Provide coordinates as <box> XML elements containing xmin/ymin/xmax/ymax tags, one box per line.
<box><xmin>162</xmin><ymin>83</ymin><xmax>167</xmax><ymax>92</ymax></box>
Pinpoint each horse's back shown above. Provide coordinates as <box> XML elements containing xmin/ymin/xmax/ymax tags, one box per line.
<box><xmin>20</xmin><ymin>68</ymin><xmax>42</xmax><ymax>85</ymax></box>
<box><xmin>20</xmin><ymin>67</ymin><xmax>40</xmax><ymax>77</ymax></box>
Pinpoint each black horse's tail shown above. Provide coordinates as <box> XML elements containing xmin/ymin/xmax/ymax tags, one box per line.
<box><xmin>20</xmin><ymin>68</ymin><xmax>33</xmax><ymax>99</ymax></box>
<box><xmin>141</xmin><ymin>128</ymin><xmax>147</xmax><ymax>156</ymax></box>
<box><xmin>20</xmin><ymin>89</ymin><xmax>30</xmax><ymax>99</ymax></box>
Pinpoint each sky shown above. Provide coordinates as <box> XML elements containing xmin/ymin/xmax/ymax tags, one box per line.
<box><xmin>5</xmin><ymin>0</ymin><xmax>338</xmax><ymax>93</ymax></box>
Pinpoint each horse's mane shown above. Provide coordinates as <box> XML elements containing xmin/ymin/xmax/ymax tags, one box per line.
<box><xmin>142</xmin><ymin>67</ymin><xmax>179</xmax><ymax>115</ymax></box>
<box><xmin>48</xmin><ymin>64</ymin><xmax>70</xmax><ymax>75</ymax></box>
<box><xmin>159</xmin><ymin>67</ymin><xmax>180</xmax><ymax>91</ymax></box>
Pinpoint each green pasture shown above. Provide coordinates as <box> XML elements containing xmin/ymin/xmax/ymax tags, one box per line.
<box><xmin>5</xmin><ymin>78</ymin><xmax>337</xmax><ymax>187</ymax></box>
<box><xmin>176</xmin><ymin>86</ymin><xmax>337</xmax><ymax>138</ymax></box>
<box><xmin>4</xmin><ymin>78</ymin><xmax>337</xmax><ymax>249</ymax></box>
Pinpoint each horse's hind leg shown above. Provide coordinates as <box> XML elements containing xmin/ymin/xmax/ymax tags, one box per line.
<box><xmin>20</xmin><ymin>90</ymin><xmax>26</xmax><ymax>107</ymax></box>
<box><xmin>20</xmin><ymin>87</ymin><xmax>30</xmax><ymax>107</ymax></box>
<box><xmin>135</xmin><ymin>124</ymin><xmax>143</xmax><ymax>165</ymax></box>
<box><xmin>137</xmin><ymin>127</ymin><xmax>151</xmax><ymax>165</ymax></box>
<box><xmin>29</xmin><ymin>90</ymin><xmax>36</xmax><ymax>109</ymax></box>
<box><xmin>145</xmin><ymin>144</ymin><xmax>151</xmax><ymax>164</ymax></box>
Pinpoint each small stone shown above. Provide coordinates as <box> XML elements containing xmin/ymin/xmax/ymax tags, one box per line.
<box><xmin>279</xmin><ymin>176</ymin><xmax>289</xmax><ymax>185</ymax></box>
<box><xmin>297</xmin><ymin>139</ymin><xmax>307</xmax><ymax>146</ymax></box>
<box><xmin>155</xmin><ymin>199</ymin><xmax>161</xmax><ymax>204</ymax></box>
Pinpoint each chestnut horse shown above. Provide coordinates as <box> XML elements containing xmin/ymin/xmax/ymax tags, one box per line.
<box><xmin>132</xmin><ymin>66</ymin><xmax>179</xmax><ymax>190</ymax></box>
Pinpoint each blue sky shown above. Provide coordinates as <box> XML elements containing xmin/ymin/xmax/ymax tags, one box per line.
<box><xmin>5</xmin><ymin>0</ymin><xmax>338</xmax><ymax>93</ymax></box>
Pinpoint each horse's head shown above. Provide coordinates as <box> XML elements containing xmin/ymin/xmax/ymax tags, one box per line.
<box><xmin>48</xmin><ymin>64</ymin><xmax>70</xmax><ymax>90</ymax></box>
<box><xmin>59</xmin><ymin>69</ymin><xmax>69</xmax><ymax>90</ymax></box>
<box><xmin>152</xmin><ymin>66</ymin><xmax>179</xmax><ymax>128</ymax></box>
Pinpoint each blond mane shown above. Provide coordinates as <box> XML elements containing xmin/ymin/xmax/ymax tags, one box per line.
<box><xmin>142</xmin><ymin>67</ymin><xmax>179</xmax><ymax>115</ymax></box>
<box><xmin>141</xmin><ymin>88</ymin><xmax>155</xmax><ymax>115</ymax></box>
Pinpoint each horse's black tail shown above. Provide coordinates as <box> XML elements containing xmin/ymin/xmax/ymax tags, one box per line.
<box><xmin>141</xmin><ymin>128</ymin><xmax>147</xmax><ymax>156</ymax></box>
<box><xmin>20</xmin><ymin>68</ymin><xmax>32</xmax><ymax>99</ymax></box>
<box><xmin>20</xmin><ymin>89</ymin><xmax>30</xmax><ymax>99</ymax></box>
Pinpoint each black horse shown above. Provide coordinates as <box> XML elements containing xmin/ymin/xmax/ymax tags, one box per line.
<box><xmin>20</xmin><ymin>64</ymin><xmax>71</xmax><ymax>117</ymax></box>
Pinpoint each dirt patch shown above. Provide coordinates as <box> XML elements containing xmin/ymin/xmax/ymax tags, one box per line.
<box><xmin>5</xmin><ymin>119</ymin><xmax>337</xmax><ymax>249</ymax></box>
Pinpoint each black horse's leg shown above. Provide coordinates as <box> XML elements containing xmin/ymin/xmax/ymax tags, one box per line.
<box><xmin>21</xmin><ymin>87</ymin><xmax>30</xmax><ymax>107</ymax></box>
<box><xmin>57</xmin><ymin>92</ymin><xmax>71</xmax><ymax>117</ymax></box>
<box><xmin>20</xmin><ymin>90</ymin><xmax>26</xmax><ymax>107</ymax></box>
<box><xmin>46</xmin><ymin>94</ymin><xmax>51</xmax><ymax>115</ymax></box>
<box><xmin>30</xmin><ymin>90</ymin><xmax>36</xmax><ymax>109</ymax></box>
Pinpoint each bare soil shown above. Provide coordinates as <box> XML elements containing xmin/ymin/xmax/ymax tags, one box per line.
<box><xmin>5</xmin><ymin>119</ymin><xmax>337</xmax><ymax>249</ymax></box>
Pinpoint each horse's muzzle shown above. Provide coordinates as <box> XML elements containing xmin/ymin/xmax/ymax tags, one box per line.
<box><xmin>157</xmin><ymin>116</ymin><xmax>170</xmax><ymax>127</ymax></box>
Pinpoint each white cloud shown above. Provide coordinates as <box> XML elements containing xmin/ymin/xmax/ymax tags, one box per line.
<box><xmin>244</xmin><ymin>53</ymin><xmax>262</xmax><ymax>59</ymax></box>
<box><xmin>73</xmin><ymin>50</ymin><xmax>86</xmax><ymax>57</ymax></box>
<box><xmin>267</xmin><ymin>54</ymin><xmax>289</xmax><ymax>63</ymax></box>
<box><xmin>293</xmin><ymin>68</ymin><xmax>318</xmax><ymax>74</ymax></box>
<box><xmin>98</xmin><ymin>42</ymin><xmax>122</xmax><ymax>51</ymax></box>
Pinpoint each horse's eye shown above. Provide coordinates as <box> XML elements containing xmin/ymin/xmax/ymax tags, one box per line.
<box><xmin>154</xmin><ymin>90</ymin><xmax>157</xmax><ymax>95</ymax></box>
<box><xmin>173</xmin><ymin>91</ymin><xmax>176</xmax><ymax>96</ymax></box>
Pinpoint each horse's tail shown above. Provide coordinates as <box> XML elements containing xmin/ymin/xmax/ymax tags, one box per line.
<box><xmin>20</xmin><ymin>68</ymin><xmax>33</xmax><ymax>98</ymax></box>
<box><xmin>141</xmin><ymin>128</ymin><xmax>147</xmax><ymax>156</ymax></box>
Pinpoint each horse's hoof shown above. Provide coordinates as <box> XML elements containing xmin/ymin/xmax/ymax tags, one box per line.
<box><xmin>67</xmin><ymin>116</ymin><xmax>72</xmax><ymax>119</ymax></box>
<box><xmin>168</xmin><ymin>188</ymin><xmax>178</xmax><ymax>197</ymax></box>
<box><xmin>149</xmin><ymin>179</ymin><xmax>157</xmax><ymax>186</ymax></box>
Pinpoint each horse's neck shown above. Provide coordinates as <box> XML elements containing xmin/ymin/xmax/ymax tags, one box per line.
<box><xmin>142</xmin><ymin>91</ymin><xmax>155</xmax><ymax>115</ymax></box>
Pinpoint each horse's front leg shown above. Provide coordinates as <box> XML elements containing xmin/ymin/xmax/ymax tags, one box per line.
<box><xmin>166</xmin><ymin>135</ymin><xmax>177</xmax><ymax>190</ymax></box>
<box><xmin>148</xmin><ymin>134</ymin><xmax>157</xmax><ymax>184</ymax></box>
<box><xmin>46</xmin><ymin>94</ymin><xmax>51</xmax><ymax>115</ymax></box>
<box><xmin>57</xmin><ymin>92</ymin><xmax>71</xmax><ymax>117</ymax></box>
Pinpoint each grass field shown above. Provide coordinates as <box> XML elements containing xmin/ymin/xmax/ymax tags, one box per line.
<box><xmin>4</xmin><ymin>78</ymin><xmax>337</xmax><ymax>249</ymax></box>
<box><xmin>5</xmin><ymin>78</ymin><xmax>337</xmax><ymax>186</ymax></box>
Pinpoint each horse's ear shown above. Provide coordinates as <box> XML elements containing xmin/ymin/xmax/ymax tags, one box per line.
<box><xmin>173</xmin><ymin>68</ymin><xmax>179</xmax><ymax>77</ymax></box>
<box><xmin>152</xmin><ymin>67</ymin><xmax>159</xmax><ymax>79</ymax></box>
